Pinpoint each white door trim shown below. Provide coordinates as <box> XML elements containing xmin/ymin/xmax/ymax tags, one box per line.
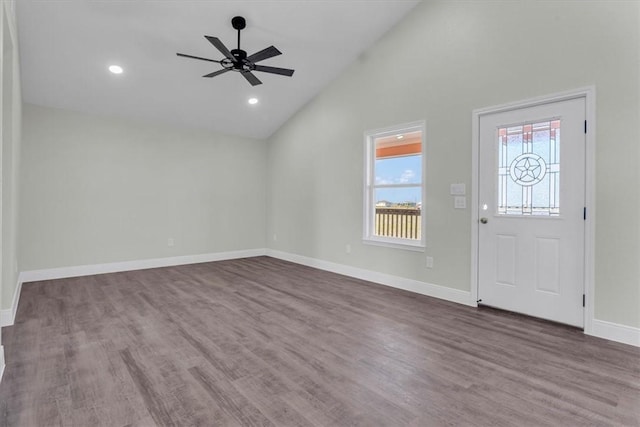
<box><xmin>470</xmin><ymin>87</ymin><xmax>596</xmax><ymax>334</ymax></box>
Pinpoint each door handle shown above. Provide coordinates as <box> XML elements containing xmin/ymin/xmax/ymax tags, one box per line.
<box><xmin>480</xmin><ymin>217</ymin><xmax>488</xmax><ymax>224</ymax></box>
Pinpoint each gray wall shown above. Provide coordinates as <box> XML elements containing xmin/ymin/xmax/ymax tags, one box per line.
<box><xmin>266</xmin><ymin>1</ymin><xmax>640</xmax><ymax>328</ymax></box>
<box><xmin>1</xmin><ymin>1</ymin><xmax>22</xmax><ymax>314</ymax></box>
<box><xmin>19</xmin><ymin>104</ymin><xmax>267</xmax><ymax>275</ymax></box>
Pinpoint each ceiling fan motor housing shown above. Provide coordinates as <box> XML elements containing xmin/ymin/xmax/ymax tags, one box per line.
<box><xmin>220</xmin><ymin>49</ymin><xmax>253</xmax><ymax>71</ymax></box>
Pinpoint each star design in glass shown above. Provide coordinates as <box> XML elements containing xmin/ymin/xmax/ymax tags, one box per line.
<box><xmin>508</xmin><ymin>153</ymin><xmax>547</xmax><ymax>186</ymax></box>
<box><xmin>514</xmin><ymin>157</ymin><xmax>541</xmax><ymax>182</ymax></box>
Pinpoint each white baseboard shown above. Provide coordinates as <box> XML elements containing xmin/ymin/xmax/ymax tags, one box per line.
<box><xmin>0</xmin><ymin>274</ymin><xmax>23</xmax><ymax>327</ymax></box>
<box><xmin>588</xmin><ymin>319</ymin><xmax>640</xmax><ymax>347</ymax></box>
<box><xmin>20</xmin><ymin>248</ymin><xmax>266</xmax><ymax>284</ymax></box>
<box><xmin>266</xmin><ymin>249</ymin><xmax>474</xmax><ymax>307</ymax></box>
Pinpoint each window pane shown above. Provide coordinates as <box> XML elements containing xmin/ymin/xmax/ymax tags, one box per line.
<box><xmin>497</xmin><ymin>120</ymin><xmax>560</xmax><ymax>216</ymax></box>
<box><xmin>375</xmin><ymin>154</ymin><xmax>422</xmax><ymax>185</ymax></box>
<box><xmin>374</xmin><ymin>188</ymin><xmax>421</xmax><ymax>240</ymax></box>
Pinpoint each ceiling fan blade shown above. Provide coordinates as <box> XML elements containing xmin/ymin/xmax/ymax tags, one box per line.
<box><xmin>253</xmin><ymin>65</ymin><xmax>295</xmax><ymax>77</ymax></box>
<box><xmin>204</xmin><ymin>36</ymin><xmax>235</xmax><ymax>60</ymax></box>
<box><xmin>241</xmin><ymin>71</ymin><xmax>262</xmax><ymax>86</ymax></box>
<box><xmin>176</xmin><ymin>53</ymin><xmax>221</xmax><ymax>63</ymax></box>
<box><xmin>203</xmin><ymin>68</ymin><xmax>231</xmax><ymax>78</ymax></box>
<box><xmin>246</xmin><ymin>46</ymin><xmax>282</xmax><ymax>63</ymax></box>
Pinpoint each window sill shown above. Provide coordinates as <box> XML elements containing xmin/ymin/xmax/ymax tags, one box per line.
<box><xmin>362</xmin><ymin>237</ymin><xmax>425</xmax><ymax>252</ymax></box>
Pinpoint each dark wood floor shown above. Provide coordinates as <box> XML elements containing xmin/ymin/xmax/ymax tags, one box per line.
<box><xmin>0</xmin><ymin>256</ymin><xmax>638</xmax><ymax>426</ymax></box>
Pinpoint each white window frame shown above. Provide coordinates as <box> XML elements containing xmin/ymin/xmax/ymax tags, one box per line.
<box><xmin>363</xmin><ymin>120</ymin><xmax>426</xmax><ymax>251</ymax></box>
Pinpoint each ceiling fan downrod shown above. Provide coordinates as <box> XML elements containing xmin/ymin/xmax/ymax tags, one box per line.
<box><xmin>232</xmin><ymin>16</ymin><xmax>246</xmax><ymax>51</ymax></box>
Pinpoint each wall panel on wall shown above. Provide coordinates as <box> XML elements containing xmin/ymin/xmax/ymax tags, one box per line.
<box><xmin>19</xmin><ymin>104</ymin><xmax>267</xmax><ymax>272</ymax></box>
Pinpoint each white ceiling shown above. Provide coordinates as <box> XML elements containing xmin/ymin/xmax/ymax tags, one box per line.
<box><xmin>16</xmin><ymin>0</ymin><xmax>420</xmax><ymax>140</ymax></box>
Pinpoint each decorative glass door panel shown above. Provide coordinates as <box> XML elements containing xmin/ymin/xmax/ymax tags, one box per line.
<box><xmin>497</xmin><ymin>120</ymin><xmax>560</xmax><ymax>216</ymax></box>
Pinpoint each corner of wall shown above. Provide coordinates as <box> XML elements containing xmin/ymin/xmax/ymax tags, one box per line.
<box><xmin>1</xmin><ymin>0</ymin><xmax>23</xmax><ymax>383</ymax></box>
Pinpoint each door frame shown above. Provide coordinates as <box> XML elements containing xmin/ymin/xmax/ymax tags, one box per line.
<box><xmin>470</xmin><ymin>87</ymin><xmax>596</xmax><ymax>333</ymax></box>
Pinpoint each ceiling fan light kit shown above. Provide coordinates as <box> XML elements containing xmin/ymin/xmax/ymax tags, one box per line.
<box><xmin>177</xmin><ymin>16</ymin><xmax>295</xmax><ymax>86</ymax></box>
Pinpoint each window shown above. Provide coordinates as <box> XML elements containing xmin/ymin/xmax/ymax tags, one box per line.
<box><xmin>497</xmin><ymin>120</ymin><xmax>560</xmax><ymax>216</ymax></box>
<box><xmin>363</xmin><ymin>121</ymin><xmax>425</xmax><ymax>250</ymax></box>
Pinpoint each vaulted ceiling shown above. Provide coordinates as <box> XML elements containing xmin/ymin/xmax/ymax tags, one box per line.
<box><xmin>16</xmin><ymin>1</ymin><xmax>420</xmax><ymax>139</ymax></box>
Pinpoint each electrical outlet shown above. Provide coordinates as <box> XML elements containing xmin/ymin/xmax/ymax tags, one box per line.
<box><xmin>273</xmin><ymin>233</ymin><xmax>278</xmax><ymax>242</ymax></box>
<box><xmin>346</xmin><ymin>244</ymin><xmax>351</xmax><ymax>254</ymax></box>
<box><xmin>426</xmin><ymin>256</ymin><xmax>434</xmax><ymax>268</ymax></box>
<box><xmin>168</xmin><ymin>238</ymin><xmax>175</xmax><ymax>247</ymax></box>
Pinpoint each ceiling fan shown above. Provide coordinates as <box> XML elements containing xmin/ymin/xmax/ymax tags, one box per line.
<box><xmin>177</xmin><ymin>16</ymin><xmax>295</xmax><ymax>86</ymax></box>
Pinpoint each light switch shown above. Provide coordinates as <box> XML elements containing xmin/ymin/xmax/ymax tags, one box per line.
<box><xmin>450</xmin><ymin>183</ymin><xmax>466</xmax><ymax>195</ymax></box>
<box><xmin>454</xmin><ymin>196</ymin><xmax>466</xmax><ymax>209</ymax></box>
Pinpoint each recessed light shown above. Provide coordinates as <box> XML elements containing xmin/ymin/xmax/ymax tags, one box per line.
<box><xmin>248</xmin><ymin>97</ymin><xmax>259</xmax><ymax>105</ymax></box>
<box><xmin>396</xmin><ymin>134</ymin><xmax>404</xmax><ymax>139</ymax></box>
<box><xmin>109</xmin><ymin>65</ymin><xmax>123</xmax><ymax>74</ymax></box>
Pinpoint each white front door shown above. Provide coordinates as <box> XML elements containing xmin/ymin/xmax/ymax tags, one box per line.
<box><xmin>478</xmin><ymin>97</ymin><xmax>586</xmax><ymax>327</ymax></box>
